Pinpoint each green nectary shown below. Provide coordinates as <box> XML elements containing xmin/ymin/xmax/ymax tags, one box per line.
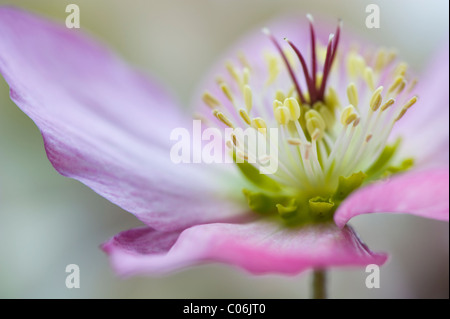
<box><xmin>238</xmin><ymin>141</ymin><xmax>413</xmax><ymax>226</ymax></box>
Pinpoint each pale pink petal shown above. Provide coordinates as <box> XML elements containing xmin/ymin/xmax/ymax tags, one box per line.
<box><xmin>102</xmin><ymin>219</ymin><xmax>387</xmax><ymax>277</ymax></box>
<box><xmin>335</xmin><ymin>168</ymin><xmax>449</xmax><ymax>228</ymax></box>
<box><xmin>392</xmin><ymin>42</ymin><xmax>449</xmax><ymax>167</ymax></box>
<box><xmin>0</xmin><ymin>7</ymin><xmax>248</xmax><ymax>231</ymax></box>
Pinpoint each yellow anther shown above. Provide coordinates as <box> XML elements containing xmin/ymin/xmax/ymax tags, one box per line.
<box><xmin>220</xmin><ymin>82</ymin><xmax>234</xmax><ymax>102</ymax></box>
<box><xmin>395</xmin><ymin>109</ymin><xmax>408</xmax><ymax>122</ymax></box>
<box><xmin>265</xmin><ymin>53</ymin><xmax>280</xmax><ymax>85</ymax></box>
<box><xmin>306</xmin><ymin>118</ymin><xmax>324</xmax><ymax>140</ymax></box>
<box><xmin>325</xmin><ymin>87</ymin><xmax>341</xmax><ymax>110</ymax></box>
<box><xmin>244</xmin><ymin>85</ymin><xmax>253</xmax><ymax>113</ymax></box>
<box><xmin>393</xmin><ymin>62</ymin><xmax>408</xmax><ymax>77</ymax></box>
<box><xmin>239</xmin><ymin>108</ymin><xmax>251</xmax><ymax>125</ymax></box>
<box><xmin>316</xmin><ymin>45</ymin><xmax>328</xmax><ymax>65</ymax></box>
<box><xmin>287</xmin><ymin>138</ymin><xmax>302</xmax><ymax>145</ymax></box>
<box><xmin>340</xmin><ymin>105</ymin><xmax>357</xmax><ymax>125</ymax></box>
<box><xmin>318</xmin><ymin>104</ymin><xmax>335</xmax><ymax>128</ymax></box>
<box><xmin>305</xmin><ymin>109</ymin><xmax>326</xmax><ymax>131</ymax></box>
<box><xmin>407</xmin><ymin>78</ymin><xmax>418</xmax><ymax>93</ymax></box>
<box><xmin>364</xmin><ymin>67</ymin><xmax>375</xmax><ymax>91</ymax></box>
<box><xmin>370</xmin><ymin>86</ymin><xmax>384</xmax><ymax>111</ymax></box>
<box><xmin>230</xmin><ymin>132</ymin><xmax>238</xmax><ymax>146</ymax></box>
<box><xmin>386</xmin><ymin>50</ymin><xmax>397</xmax><ymax>65</ymax></box>
<box><xmin>380</xmin><ymin>98</ymin><xmax>395</xmax><ymax>111</ymax></box>
<box><xmin>225</xmin><ymin>60</ymin><xmax>241</xmax><ymax>85</ymax></box>
<box><xmin>214</xmin><ymin>111</ymin><xmax>235</xmax><ymax>128</ymax></box>
<box><xmin>403</xmin><ymin>96</ymin><xmax>418</xmax><ymax>110</ymax></box>
<box><xmin>274</xmin><ymin>106</ymin><xmax>290</xmax><ymax>125</ymax></box>
<box><xmin>345</xmin><ymin>113</ymin><xmax>357</xmax><ymax>125</ymax></box>
<box><xmin>374</xmin><ymin>48</ymin><xmax>386</xmax><ymax>72</ymax></box>
<box><xmin>396</xmin><ymin>79</ymin><xmax>406</xmax><ymax>95</ymax></box>
<box><xmin>225</xmin><ymin>140</ymin><xmax>233</xmax><ymax>149</ymax></box>
<box><xmin>347</xmin><ymin>53</ymin><xmax>366</xmax><ymax>78</ymax></box>
<box><xmin>275</xmin><ymin>90</ymin><xmax>285</xmax><ymax>102</ymax></box>
<box><xmin>202</xmin><ymin>92</ymin><xmax>221</xmax><ymax>109</ymax></box>
<box><xmin>273</xmin><ymin>99</ymin><xmax>283</xmax><ymax>112</ymax></box>
<box><xmin>347</xmin><ymin>83</ymin><xmax>359</xmax><ymax>107</ymax></box>
<box><xmin>352</xmin><ymin>117</ymin><xmax>361</xmax><ymax>127</ymax></box>
<box><xmin>215</xmin><ymin>75</ymin><xmax>225</xmax><ymax>85</ymax></box>
<box><xmin>388</xmin><ymin>75</ymin><xmax>405</xmax><ymax>94</ymax></box>
<box><xmin>251</xmin><ymin>117</ymin><xmax>267</xmax><ymax>131</ymax></box>
<box><xmin>284</xmin><ymin>97</ymin><xmax>301</xmax><ymax>121</ymax></box>
<box><xmin>238</xmin><ymin>51</ymin><xmax>251</xmax><ymax>70</ymax></box>
<box><xmin>283</xmin><ymin>48</ymin><xmax>297</xmax><ymax>67</ymax></box>
<box><xmin>242</xmin><ymin>67</ymin><xmax>250</xmax><ymax>85</ymax></box>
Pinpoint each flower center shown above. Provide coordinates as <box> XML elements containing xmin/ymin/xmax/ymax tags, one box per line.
<box><xmin>199</xmin><ymin>15</ymin><xmax>417</xmax><ymax>224</ymax></box>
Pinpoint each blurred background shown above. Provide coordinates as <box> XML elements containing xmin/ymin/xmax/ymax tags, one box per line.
<box><xmin>0</xmin><ymin>0</ymin><xmax>448</xmax><ymax>298</ymax></box>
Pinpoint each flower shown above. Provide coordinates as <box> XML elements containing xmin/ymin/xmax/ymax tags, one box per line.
<box><xmin>0</xmin><ymin>6</ymin><xmax>447</xmax><ymax>283</ymax></box>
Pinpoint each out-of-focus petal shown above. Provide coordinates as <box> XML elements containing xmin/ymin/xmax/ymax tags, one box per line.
<box><xmin>0</xmin><ymin>7</ymin><xmax>248</xmax><ymax>231</ymax></box>
<box><xmin>102</xmin><ymin>219</ymin><xmax>387</xmax><ymax>277</ymax></box>
<box><xmin>392</xmin><ymin>42</ymin><xmax>449</xmax><ymax>167</ymax></box>
<box><xmin>334</xmin><ymin>168</ymin><xmax>449</xmax><ymax>228</ymax></box>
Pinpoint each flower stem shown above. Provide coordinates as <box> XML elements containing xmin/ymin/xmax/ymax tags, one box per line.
<box><xmin>312</xmin><ymin>269</ymin><xmax>327</xmax><ymax>299</ymax></box>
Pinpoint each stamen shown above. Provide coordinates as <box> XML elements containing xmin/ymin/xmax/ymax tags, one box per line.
<box><xmin>347</xmin><ymin>83</ymin><xmax>359</xmax><ymax>108</ymax></box>
<box><xmin>244</xmin><ymin>85</ymin><xmax>253</xmax><ymax>113</ymax></box>
<box><xmin>214</xmin><ymin>110</ymin><xmax>235</xmax><ymax>128</ymax></box>
<box><xmin>238</xmin><ymin>51</ymin><xmax>252</xmax><ymax>70</ymax></box>
<box><xmin>251</xmin><ymin>117</ymin><xmax>267</xmax><ymax>131</ymax></box>
<box><xmin>225</xmin><ymin>60</ymin><xmax>242</xmax><ymax>86</ymax></box>
<box><xmin>202</xmin><ymin>92</ymin><xmax>221</xmax><ymax>109</ymax></box>
<box><xmin>393</xmin><ymin>62</ymin><xmax>408</xmax><ymax>77</ymax></box>
<box><xmin>274</xmin><ymin>106</ymin><xmax>290</xmax><ymax>125</ymax></box>
<box><xmin>364</xmin><ymin>67</ymin><xmax>375</xmax><ymax>91</ymax></box>
<box><xmin>340</xmin><ymin>105</ymin><xmax>357</xmax><ymax>125</ymax></box>
<box><xmin>242</xmin><ymin>67</ymin><xmax>250</xmax><ymax>85</ymax></box>
<box><xmin>284</xmin><ymin>97</ymin><xmax>301</xmax><ymax>120</ymax></box>
<box><xmin>380</xmin><ymin>98</ymin><xmax>395</xmax><ymax>111</ymax></box>
<box><xmin>239</xmin><ymin>108</ymin><xmax>252</xmax><ymax>125</ymax></box>
<box><xmin>369</xmin><ymin>86</ymin><xmax>383</xmax><ymax>111</ymax></box>
<box><xmin>395</xmin><ymin>96</ymin><xmax>418</xmax><ymax>121</ymax></box>
<box><xmin>287</xmin><ymin>138</ymin><xmax>302</xmax><ymax>145</ymax></box>
<box><xmin>220</xmin><ymin>82</ymin><xmax>234</xmax><ymax>102</ymax></box>
<box><xmin>275</xmin><ymin>89</ymin><xmax>286</xmax><ymax>102</ymax></box>
<box><xmin>388</xmin><ymin>75</ymin><xmax>405</xmax><ymax>94</ymax></box>
<box><xmin>374</xmin><ymin>48</ymin><xmax>387</xmax><ymax>72</ymax></box>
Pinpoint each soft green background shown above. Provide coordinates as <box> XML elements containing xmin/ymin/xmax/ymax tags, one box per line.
<box><xmin>0</xmin><ymin>0</ymin><xmax>448</xmax><ymax>298</ymax></box>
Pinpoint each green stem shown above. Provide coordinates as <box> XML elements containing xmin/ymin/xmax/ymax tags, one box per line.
<box><xmin>312</xmin><ymin>269</ymin><xmax>327</xmax><ymax>299</ymax></box>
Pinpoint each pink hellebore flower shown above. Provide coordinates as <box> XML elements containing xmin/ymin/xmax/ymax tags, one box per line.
<box><xmin>0</xmin><ymin>7</ymin><xmax>448</xmax><ymax>282</ymax></box>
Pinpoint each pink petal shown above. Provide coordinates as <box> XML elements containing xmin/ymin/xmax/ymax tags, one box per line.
<box><xmin>102</xmin><ymin>219</ymin><xmax>387</xmax><ymax>277</ymax></box>
<box><xmin>0</xmin><ymin>7</ymin><xmax>248</xmax><ymax>231</ymax></box>
<box><xmin>392</xmin><ymin>43</ymin><xmax>449</xmax><ymax>167</ymax></box>
<box><xmin>334</xmin><ymin>168</ymin><xmax>450</xmax><ymax>228</ymax></box>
